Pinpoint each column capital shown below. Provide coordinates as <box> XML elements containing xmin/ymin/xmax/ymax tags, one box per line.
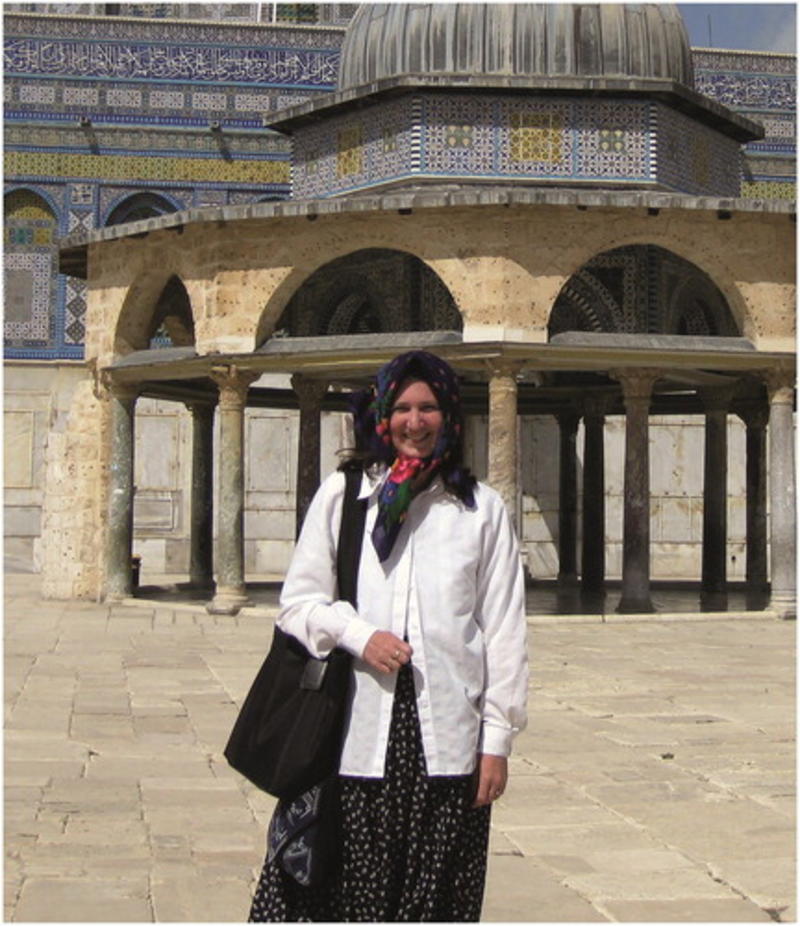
<box><xmin>485</xmin><ymin>359</ymin><xmax>522</xmax><ymax>381</ymax></box>
<box><xmin>183</xmin><ymin>396</ymin><xmax>217</xmax><ymax>417</ymax></box>
<box><xmin>554</xmin><ymin>407</ymin><xmax>580</xmax><ymax>432</ymax></box>
<box><xmin>210</xmin><ymin>365</ymin><xmax>259</xmax><ymax>409</ymax></box>
<box><xmin>698</xmin><ymin>382</ymin><xmax>738</xmax><ymax>414</ymax></box>
<box><xmin>609</xmin><ymin>368</ymin><xmax>662</xmax><ymax>403</ymax></box>
<box><xmin>763</xmin><ymin>366</ymin><xmax>796</xmax><ymax>406</ymax></box>
<box><xmin>290</xmin><ymin>373</ymin><xmax>329</xmax><ymax>408</ymax></box>
<box><xmin>98</xmin><ymin>369</ymin><xmax>139</xmax><ymax>403</ymax></box>
<box><xmin>735</xmin><ymin>397</ymin><xmax>770</xmax><ymax>431</ymax></box>
<box><xmin>581</xmin><ymin>393</ymin><xmax>610</xmax><ymax>421</ymax></box>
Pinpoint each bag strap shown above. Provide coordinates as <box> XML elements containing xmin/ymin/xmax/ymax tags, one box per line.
<box><xmin>336</xmin><ymin>468</ymin><xmax>367</xmax><ymax>608</ymax></box>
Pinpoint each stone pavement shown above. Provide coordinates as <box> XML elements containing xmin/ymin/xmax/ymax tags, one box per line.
<box><xmin>4</xmin><ymin>573</ymin><xmax>795</xmax><ymax>922</ymax></box>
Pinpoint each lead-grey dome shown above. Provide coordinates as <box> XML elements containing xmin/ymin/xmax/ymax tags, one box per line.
<box><xmin>337</xmin><ymin>3</ymin><xmax>695</xmax><ymax>91</ymax></box>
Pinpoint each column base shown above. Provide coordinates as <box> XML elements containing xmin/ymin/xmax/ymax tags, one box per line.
<box><xmin>617</xmin><ymin>595</ymin><xmax>655</xmax><ymax>614</ymax></box>
<box><xmin>768</xmin><ymin>592</ymin><xmax>796</xmax><ymax>621</ymax></box>
<box><xmin>206</xmin><ymin>588</ymin><xmax>249</xmax><ymax>615</ymax></box>
<box><xmin>189</xmin><ymin>574</ymin><xmax>216</xmax><ymax>590</ymax></box>
<box><xmin>105</xmin><ymin>582</ymin><xmax>133</xmax><ymax>601</ymax></box>
<box><xmin>700</xmin><ymin>589</ymin><xmax>728</xmax><ymax>612</ymax></box>
<box><xmin>557</xmin><ymin>571</ymin><xmax>579</xmax><ymax>587</ymax></box>
<box><xmin>580</xmin><ymin>588</ymin><xmax>607</xmax><ymax>614</ymax></box>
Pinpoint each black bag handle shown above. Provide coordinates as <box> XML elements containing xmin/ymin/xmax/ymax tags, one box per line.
<box><xmin>336</xmin><ymin>467</ymin><xmax>367</xmax><ymax>608</ymax></box>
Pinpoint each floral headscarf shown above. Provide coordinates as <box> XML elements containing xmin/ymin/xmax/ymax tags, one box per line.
<box><xmin>351</xmin><ymin>350</ymin><xmax>475</xmax><ymax>562</ymax></box>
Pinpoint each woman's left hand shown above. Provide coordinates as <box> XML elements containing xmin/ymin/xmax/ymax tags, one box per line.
<box><xmin>472</xmin><ymin>753</ymin><xmax>508</xmax><ymax>807</ymax></box>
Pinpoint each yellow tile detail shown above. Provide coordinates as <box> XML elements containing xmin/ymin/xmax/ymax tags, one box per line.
<box><xmin>4</xmin><ymin>189</ymin><xmax>56</xmax><ymax>220</ymax></box>
<box><xmin>741</xmin><ymin>180</ymin><xmax>796</xmax><ymax>201</ymax></box>
<box><xmin>4</xmin><ymin>151</ymin><xmax>289</xmax><ymax>185</ymax></box>
<box><xmin>510</xmin><ymin>112</ymin><xmax>564</xmax><ymax>164</ymax></box>
<box><xmin>337</xmin><ymin>125</ymin><xmax>363</xmax><ymax>178</ymax></box>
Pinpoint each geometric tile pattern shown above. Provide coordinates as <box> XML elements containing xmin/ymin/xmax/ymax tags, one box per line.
<box><xmin>4</xmin><ymin>151</ymin><xmax>289</xmax><ymax>185</ymax></box>
<box><xmin>741</xmin><ymin>179</ymin><xmax>796</xmax><ymax>201</ymax></box>
<box><xmin>655</xmin><ymin>106</ymin><xmax>741</xmax><ymax>196</ymax></box>
<box><xmin>292</xmin><ymin>94</ymin><xmax>738</xmax><ymax>197</ymax></box>
<box><xmin>4</xmin><ymin>10</ymin><xmax>342</xmax><ymax>359</ymax></box>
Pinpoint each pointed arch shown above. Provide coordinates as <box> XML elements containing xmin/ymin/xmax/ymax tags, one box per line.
<box><xmin>260</xmin><ymin>247</ymin><xmax>462</xmax><ymax>345</ymax></box>
<box><xmin>549</xmin><ymin>244</ymin><xmax>740</xmax><ymax>339</ymax></box>
<box><xmin>114</xmin><ymin>271</ymin><xmax>195</xmax><ymax>355</ymax></box>
<box><xmin>4</xmin><ymin>189</ymin><xmax>60</xmax><ymax>350</ymax></box>
<box><xmin>104</xmin><ymin>191</ymin><xmax>181</xmax><ymax>227</ymax></box>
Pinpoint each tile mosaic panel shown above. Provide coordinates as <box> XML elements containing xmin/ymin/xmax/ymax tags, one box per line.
<box><xmin>654</xmin><ymin>104</ymin><xmax>741</xmax><ymax>196</ymax></box>
<box><xmin>149</xmin><ymin>89</ymin><xmax>185</xmax><ymax>109</ymax></box>
<box><xmin>6</xmin><ymin>78</ymin><xmax>314</xmax><ymax>130</ymax></box>
<box><xmin>421</xmin><ymin>95</ymin><xmax>497</xmax><ymax>176</ymax></box>
<box><xmin>741</xmin><ymin>179</ymin><xmax>796</xmax><ymax>201</ymax></box>
<box><xmin>336</xmin><ymin>125</ymin><xmax>362</xmax><ymax>177</ymax></box>
<box><xmin>64</xmin><ymin>276</ymin><xmax>87</xmax><ymax>345</ymax></box>
<box><xmin>5</xmin><ymin>11</ymin><xmax>346</xmax><ymax>50</ymax></box>
<box><xmin>5</xmin><ymin>34</ymin><xmax>340</xmax><ymax>89</ymax></box>
<box><xmin>5</xmin><ymin>123</ymin><xmax>287</xmax><ymax>158</ymax></box>
<box><xmin>5</xmin><ymin>150</ymin><xmax>289</xmax><ymax>185</ymax></box>
<box><xmin>4</xmin><ymin>251</ymin><xmax>56</xmax><ymax>344</ymax></box>
<box><xmin>292</xmin><ymin>96</ymin><xmax>416</xmax><ymax>198</ymax></box>
<box><xmin>573</xmin><ymin>101</ymin><xmax>650</xmax><ymax>180</ymax></box>
<box><xmin>106</xmin><ymin>88</ymin><xmax>144</xmax><ymax>108</ymax></box>
<box><xmin>291</xmin><ymin>93</ymin><xmax>744</xmax><ymax>195</ymax></box>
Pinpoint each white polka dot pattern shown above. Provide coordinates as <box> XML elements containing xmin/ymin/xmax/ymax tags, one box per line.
<box><xmin>249</xmin><ymin>665</ymin><xmax>491</xmax><ymax>922</ymax></box>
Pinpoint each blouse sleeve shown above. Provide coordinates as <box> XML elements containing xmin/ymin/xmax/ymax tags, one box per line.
<box><xmin>473</xmin><ymin>488</ymin><xmax>530</xmax><ymax>757</ymax></box>
<box><xmin>277</xmin><ymin>471</ymin><xmax>377</xmax><ymax>660</ymax></box>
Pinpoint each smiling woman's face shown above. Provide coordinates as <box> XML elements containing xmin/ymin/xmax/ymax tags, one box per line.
<box><xmin>389</xmin><ymin>378</ymin><xmax>443</xmax><ymax>458</ymax></box>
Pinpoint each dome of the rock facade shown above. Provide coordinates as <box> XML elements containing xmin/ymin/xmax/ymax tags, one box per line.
<box><xmin>337</xmin><ymin>3</ymin><xmax>695</xmax><ymax>91</ymax></box>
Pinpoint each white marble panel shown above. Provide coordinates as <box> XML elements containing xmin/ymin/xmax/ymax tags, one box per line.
<box><xmin>4</xmin><ymin>410</ymin><xmax>34</xmax><ymax>488</ymax></box>
<box><xmin>246</xmin><ymin>411</ymin><xmax>297</xmax><ymax>492</ymax></box>
<box><xmin>135</xmin><ymin>415</ymin><xmax>180</xmax><ymax>490</ymax></box>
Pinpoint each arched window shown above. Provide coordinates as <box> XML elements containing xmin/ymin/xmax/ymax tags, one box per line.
<box><xmin>105</xmin><ymin>192</ymin><xmax>178</xmax><ymax>227</ymax></box>
<box><xmin>148</xmin><ymin>276</ymin><xmax>195</xmax><ymax>348</ymax></box>
<box><xmin>4</xmin><ymin>190</ymin><xmax>59</xmax><ymax>350</ymax></box>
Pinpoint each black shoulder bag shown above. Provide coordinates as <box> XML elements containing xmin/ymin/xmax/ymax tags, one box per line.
<box><xmin>224</xmin><ymin>467</ymin><xmax>367</xmax><ymax>802</ymax></box>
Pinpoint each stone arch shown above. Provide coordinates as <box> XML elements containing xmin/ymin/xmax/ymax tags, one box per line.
<box><xmin>114</xmin><ymin>270</ymin><xmax>195</xmax><ymax>355</ymax></box>
<box><xmin>552</xmin><ymin>225</ymin><xmax>753</xmax><ymax>339</ymax></box>
<box><xmin>548</xmin><ymin>244</ymin><xmax>740</xmax><ymax>338</ymax></box>
<box><xmin>259</xmin><ymin>247</ymin><xmax>462</xmax><ymax>345</ymax></box>
<box><xmin>104</xmin><ymin>191</ymin><xmax>181</xmax><ymax>227</ymax></box>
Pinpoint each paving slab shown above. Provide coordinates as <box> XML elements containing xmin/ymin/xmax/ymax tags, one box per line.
<box><xmin>3</xmin><ymin>575</ymin><xmax>795</xmax><ymax>922</ymax></box>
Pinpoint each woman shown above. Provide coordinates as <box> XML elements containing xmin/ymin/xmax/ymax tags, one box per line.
<box><xmin>249</xmin><ymin>350</ymin><xmax>528</xmax><ymax>922</ymax></box>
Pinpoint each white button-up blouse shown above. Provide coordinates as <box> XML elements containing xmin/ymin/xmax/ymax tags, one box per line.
<box><xmin>277</xmin><ymin>467</ymin><xmax>529</xmax><ymax>778</ymax></box>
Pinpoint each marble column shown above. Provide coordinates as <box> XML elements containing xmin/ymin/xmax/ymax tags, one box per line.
<box><xmin>186</xmin><ymin>399</ymin><xmax>216</xmax><ymax>589</ymax></box>
<box><xmin>699</xmin><ymin>385</ymin><xmax>736</xmax><ymax>611</ymax></box>
<box><xmin>736</xmin><ymin>399</ymin><xmax>769</xmax><ymax>600</ymax></box>
<box><xmin>556</xmin><ymin>409</ymin><xmax>579</xmax><ymax>585</ymax></box>
<box><xmin>581</xmin><ymin>395</ymin><xmax>607</xmax><ymax>594</ymax></box>
<box><xmin>487</xmin><ymin>363</ymin><xmax>520</xmax><ymax>527</ymax></box>
<box><xmin>291</xmin><ymin>374</ymin><xmax>328</xmax><ymax>537</ymax></box>
<box><xmin>611</xmin><ymin>369</ymin><xmax>660</xmax><ymax>614</ymax></box>
<box><xmin>765</xmin><ymin>370</ymin><xmax>796</xmax><ymax>619</ymax></box>
<box><xmin>207</xmin><ymin>366</ymin><xmax>259</xmax><ymax>615</ymax></box>
<box><xmin>105</xmin><ymin>381</ymin><xmax>139</xmax><ymax>601</ymax></box>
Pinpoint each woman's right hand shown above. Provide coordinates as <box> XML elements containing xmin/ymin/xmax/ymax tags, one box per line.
<box><xmin>362</xmin><ymin>630</ymin><xmax>413</xmax><ymax>675</ymax></box>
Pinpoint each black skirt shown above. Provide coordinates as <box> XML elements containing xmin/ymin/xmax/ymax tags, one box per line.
<box><xmin>249</xmin><ymin>665</ymin><xmax>491</xmax><ymax>922</ymax></box>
